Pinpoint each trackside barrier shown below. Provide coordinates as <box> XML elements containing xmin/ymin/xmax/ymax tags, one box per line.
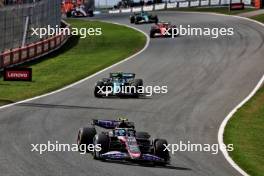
<box><xmin>210</xmin><ymin>0</ymin><xmax>220</xmax><ymax>5</ymax></box>
<box><xmin>244</xmin><ymin>0</ymin><xmax>251</xmax><ymax>5</ymax></box>
<box><xmin>121</xmin><ymin>8</ymin><xmax>131</xmax><ymax>13</ymax></box>
<box><xmin>0</xmin><ymin>21</ymin><xmax>70</xmax><ymax>70</ymax></box>
<box><xmin>21</xmin><ymin>46</ymin><xmax>28</xmax><ymax>61</ymax></box>
<box><xmin>167</xmin><ymin>2</ymin><xmax>177</xmax><ymax>8</ymax></box>
<box><xmin>28</xmin><ymin>44</ymin><xmax>36</xmax><ymax>59</ymax></box>
<box><xmin>12</xmin><ymin>48</ymin><xmax>20</xmax><ymax>65</ymax></box>
<box><xmin>2</xmin><ymin>50</ymin><xmax>11</xmax><ymax>67</ymax></box>
<box><xmin>190</xmin><ymin>0</ymin><xmax>200</xmax><ymax>6</ymax></box>
<box><xmin>132</xmin><ymin>7</ymin><xmax>142</xmax><ymax>12</ymax></box>
<box><xmin>143</xmin><ymin>5</ymin><xmax>154</xmax><ymax>11</ymax></box>
<box><xmin>49</xmin><ymin>37</ymin><xmax>56</xmax><ymax>50</ymax></box>
<box><xmin>108</xmin><ymin>0</ymin><xmax>253</xmax><ymax>14</ymax></box>
<box><xmin>109</xmin><ymin>9</ymin><xmax>120</xmax><ymax>13</ymax></box>
<box><xmin>43</xmin><ymin>39</ymin><xmax>49</xmax><ymax>52</ymax></box>
<box><xmin>221</xmin><ymin>0</ymin><xmax>229</xmax><ymax>5</ymax></box>
<box><xmin>56</xmin><ymin>35</ymin><xmax>61</xmax><ymax>46</ymax></box>
<box><xmin>36</xmin><ymin>42</ymin><xmax>43</xmax><ymax>56</ymax></box>
<box><xmin>201</xmin><ymin>0</ymin><xmax>210</xmax><ymax>6</ymax></box>
<box><xmin>154</xmin><ymin>3</ymin><xmax>166</xmax><ymax>10</ymax></box>
<box><xmin>179</xmin><ymin>1</ymin><xmax>189</xmax><ymax>7</ymax></box>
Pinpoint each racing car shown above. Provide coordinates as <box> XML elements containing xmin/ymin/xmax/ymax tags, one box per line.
<box><xmin>65</xmin><ymin>5</ymin><xmax>93</xmax><ymax>17</ymax></box>
<box><xmin>77</xmin><ymin>118</ymin><xmax>170</xmax><ymax>165</ymax></box>
<box><xmin>94</xmin><ymin>72</ymin><xmax>143</xmax><ymax>98</ymax></box>
<box><xmin>130</xmin><ymin>11</ymin><xmax>158</xmax><ymax>24</ymax></box>
<box><xmin>150</xmin><ymin>22</ymin><xmax>177</xmax><ymax>38</ymax></box>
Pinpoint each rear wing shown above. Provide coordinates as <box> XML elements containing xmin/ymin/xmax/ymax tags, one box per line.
<box><xmin>92</xmin><ymin>119</ymin><xmax>119</xmax><ymax>129</ymax></box>
<box><xmin>110</xmin><ymin>72</ymin><xmax>135</xmax><ymax>78</ymax></box>
<box><xmin>92</xmin><ymin>119</ymin><xmax>135</xmax><ymax>129</ymax></box>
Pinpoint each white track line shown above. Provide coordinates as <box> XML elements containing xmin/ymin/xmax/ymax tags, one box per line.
<box><xmin>218</xmin><ymin>75</ymin><xmax>264</xmax><ymax>176</ymax></box>
<box><xmin>177</xmin><ymin>11</ymin><xmax>264</xmax><ymax>176</ymax></box>
<box><xmin>214</xmin><ymin>12</ymin><xmax>264</xmax><ymax>176</ymax></box>
<box><xmin>173</xmin><ymin>11</ymin><xmax>264</xmax><ymax>176</ymax></box>
<box><xmin>0</xmin><ymin>22</ymin><xmax>150</xmax><ymax>110</ymax></box>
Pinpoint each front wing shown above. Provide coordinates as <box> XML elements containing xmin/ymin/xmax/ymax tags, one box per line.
<box><xmin>100</xmin><ymin>151</ymin><xmax>168</xmax><ymax>163</ymax></box>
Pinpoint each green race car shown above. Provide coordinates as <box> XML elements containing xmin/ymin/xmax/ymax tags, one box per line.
<box><xmin>130</xmin><ymin>11</ymin><xmax>159</xmax><ymax>24</ymax></box>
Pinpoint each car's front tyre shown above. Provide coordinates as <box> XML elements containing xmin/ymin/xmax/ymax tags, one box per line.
<box><xmin>94</xmin><ymin>81</ymin><xmax>104</xmax><ymax>98</ymax></box>
<box><xmin>93</xmin><ymin>133</ymin><xmax>110</xmax><ymax>160</ymax></box>
<box><xmin>154</xmin><ymin>139</ymin><xmax>170</xmax><ymax>165</ymax></box>
<box><xmin>77</xmin><ymin>127</ymin><xmax>97</xmax><ymax>153</ymax></box>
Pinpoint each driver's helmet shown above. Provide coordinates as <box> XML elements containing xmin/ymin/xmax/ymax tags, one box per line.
<box><xmin>115</xmin><ymin>129</ymin><xmax>126</xmax><ymax>136</ymax></box>
<box><xmin>118</xmin><ymin>120</ymin><xmax>128</xmax><ymax>128</ymax></box>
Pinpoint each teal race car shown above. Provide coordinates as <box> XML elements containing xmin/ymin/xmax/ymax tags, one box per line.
<box><xmin>130</xmin><ymin>11</ymin><xmax>158</xmax><ymax>24</ymax></box>
<box><xmin>94</xmin><ymin>72</ymin><xmax>143</xmax><ymax>98</ymax></box>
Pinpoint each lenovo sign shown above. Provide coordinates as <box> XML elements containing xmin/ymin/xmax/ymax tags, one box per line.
<box><xmin>4</xmin><ymin>68</ymin><xmax>32</xmax><ymax>81</ymax></box>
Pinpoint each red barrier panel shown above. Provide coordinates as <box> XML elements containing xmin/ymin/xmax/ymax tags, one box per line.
<box><xmin>60</xmin><ymin>34</ymin><xmax>64</xmax><ymax>42</ymax></box>
<box><xmin>36</xmin><ymin>41</ymin><xmax>43</xmax><ymax>56</ymax></box>
<box><xmin>0</xmin><ymin>22</ymin><xmax>70</xmax><ymax>69</ymax></box>
<box><xmin>28</xmin><ymin>44</ymin><xmax>36</xmax><ymax>59</ymax></box>
<box><xmin>2</xmin><ymin>50</ymin><xmax>12</xmax><ymax>67</ymax></box>
<box><xmin>49</xmin><ymin>37</ymin><xmax>56</xmax><ymax>49</ymax></box>
<box><xmin>21</xmin><ymin>46</ymin><xmax>28</xmax><ymax>61</ymax></box>
<box><xmin>56</xmin><ymin>35</ymin><xmax>61</xmax><ymax>46</ymax></box>
<box><xmin>43</xmin><ymin>39</ymin><xmax>50</xmax><ymax>52</ymax></box>
<box><xmin>12</xmin><ymin>48</ymin><xmax>21</xmax><ymax>65</ymax></box>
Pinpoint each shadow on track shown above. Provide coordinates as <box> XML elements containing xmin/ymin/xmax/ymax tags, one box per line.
<box><xmin>99</xmin><ymin>160</ymin><xmax>191</xmax><ymax>171</ymax></box>
<box><xmin>17</xmin><ymin>102</ymin><xmax>155</xmax><ymax>114</ymax></box>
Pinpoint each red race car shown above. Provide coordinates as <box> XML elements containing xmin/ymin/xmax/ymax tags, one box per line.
<box><xmin>149</xmin><ymin>22</ymin><xmax>177</xmax><ymax>38</ymax></box>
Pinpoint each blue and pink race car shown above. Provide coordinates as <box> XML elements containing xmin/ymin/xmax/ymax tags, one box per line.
<box><xmin>77</xmin><ymin>118</ymin><xmax>170</xmax><ymax>165</ymax></box>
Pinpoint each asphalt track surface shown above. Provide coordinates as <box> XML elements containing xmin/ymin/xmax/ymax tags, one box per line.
<box><xmin>0</xmin><ymin>11</ymin><xmax>264</xmax><ymax>176</ymax></box>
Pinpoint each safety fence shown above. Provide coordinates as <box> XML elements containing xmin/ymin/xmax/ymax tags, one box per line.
<box><xmin>0</xmin><ymin>21</ymin><xmax>70</xmax><ymax>70</ymax></box>
<box><xmin>1</xmin><ymin>0</ymin><xmax>42</xmax><ymax>6</ymax></box>
<box><xmin>0</xmin><ymin>0</ymin><xmax>61</xmax><ymax>52</ymax></box>
<box><xmin>109</xmin><ymin>0</ymin><xmax>252</xmax><ymax>13</ymax></box>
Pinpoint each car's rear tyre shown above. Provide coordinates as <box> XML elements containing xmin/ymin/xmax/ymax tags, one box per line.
<box><xmin>150</xmin><ymin>30</ymin><xmax>156</xmax><ymax>38</ymax></box>
<box><xmin>94</xmin><ymin>81</ymin><xmax>104</xmax><ymax>98</ymax></box>
<box><xmin>136</xmin><ymin>131</ymin><xmax>150</xmax><ymax>139</ymax></box>
<box><xmin>153</xmin><ymin>16</ymin><xmax>158</xmax><ymax>23</ymax></box>
<box><xmin>131</xmin><ymin>79</ymin><xmax>143</xmax><ymax>98</ymax></box>
<box><xmin>77</xmin><ymin>127</ymin><xmax>97</xmax><ymax>153</ymax></box>
<box><xmin>66</xmin><ymin>11</ymin><xmax>72</xmax><ymax>18</ymax></box>
<box><xmin>135</xmin><ymin>17</ymin><xmax>141</xmax><ymax>24</ymax></box>
<box><xmin>130</xmin><ymin>16</ymin><xmax>135</xmax><ymax>23</ymax></box>
<box><xmin>134</xmin><ymin>79</ymin><xmax>143</xmax><ymax>87</ymax></box>
<box><xmin>93</xmin><ymin>133</ymin><xmax>110</xmax><ymax>160</ymax></box>
<box><xmin>154</xmin><ymin>139</ymin><xmax>170</xmax><ymax>164</ymax></box>
<box><xmin>88</xmin><ymin>10</ymin><xmax>94</xmax><ymax>17</ymax></box>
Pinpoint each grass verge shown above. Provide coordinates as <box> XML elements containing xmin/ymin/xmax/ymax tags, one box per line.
<box><xmin>224</xmin><ymin>14</ymin><xmax>264</xmax><ymax>176</ymax></box>
<box><xmin>0</xmin><ymin>19</ymin><xmax>146</xmax><ymax>105</ymax></box>
<box><xmin>169</xmin><ymin>7</ymin><xmax>256</xmax><ymax>15</ymax></box>
<box><xmin>251</xmin><ymin>13</ymin><xmax>264</xmax><ymax>23</ymax></box>
<box><xmin>224</xmin><ymin>86</ymin><xmax>264</xmax><ymax>176</ymax></box>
